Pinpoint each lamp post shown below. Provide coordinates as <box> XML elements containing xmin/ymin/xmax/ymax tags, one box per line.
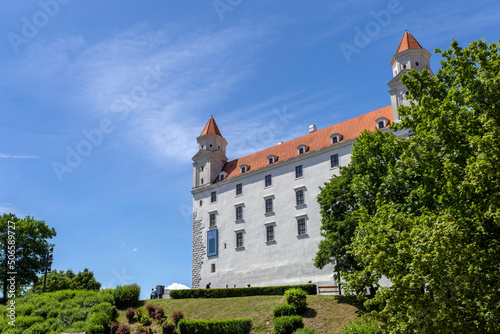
<box><xmin>42</xmin><ymin>246</ymin><xmax>54</xmax><ymax>293</ymax></box>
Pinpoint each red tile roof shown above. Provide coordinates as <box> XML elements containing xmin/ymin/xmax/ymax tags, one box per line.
<box><xmin>396</xmin><ymin>31</ymin><xmax>423</xmax><ymax>53</ymax></box>
<box><xmin>218</xmin><ymin>105</ymin><xmax>392</xmax><ymax>181</ymax></box>
<box><xmin>200</xmin><ymin>116</ymin><xmax>222</xmax><ymax>136</ymax></box>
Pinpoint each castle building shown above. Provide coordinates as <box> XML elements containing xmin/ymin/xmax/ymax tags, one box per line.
<box><xmin>191</xmin><ymin>31</ymin><xmax>432</xmax><ymax>289</ymax></box>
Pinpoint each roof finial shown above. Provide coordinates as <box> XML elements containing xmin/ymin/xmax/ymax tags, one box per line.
<box><xmin>405</xmin><ymin>24</ymin><xmax>407</xmax><ymax>32</ymax></box>
<box><xmin>210</xmin><ymin>115</ymin><xmax>214</xmax><ymax>119</ymax></box>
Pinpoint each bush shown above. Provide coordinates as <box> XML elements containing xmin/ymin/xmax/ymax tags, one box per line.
<box><xmin>113</xmin><ymin>284</ymin><xmax>141</xmax><ymax>308</ymax></box>
<box><xmin>145</xmin><ymin>304</ymin><xmax>156</xmax><ymax>317</ymax></box>
<box><xmin>154</xmin><ymin>307</ymin><xmax>165</xmax><ymax>320</ymax></box>
<box><xmin>284</xmin><ymin>288</ymin><xmax>307</xmax><ymax>313</ymax></box>
<box><xmin>273</xmin><ymin>303</ymin><xmax>298</xmax><ymax>318</ymax></box>
<box><xmin>273</xmin><ymin>315</ymin><xmax>304</xmax><ymax>334</ymax></box>
<box><xmin>162</xmin><ymin>319</ymin><xmax>177</xmax><ymax>334</ymax></box>
<box><xmin>116</xmin><ymin>324</ymin><xmax>131</xmax><ymax>334</ymax></box>
<box><xmin>172</xmin><ymin>310</ymin><xmax>185</xmax><ymax>325</ymax></box>
<box><xmin>178</xmin><ymin>318</ymin><xmax>252</xmax><ymax>334</ymax></box>
<box><xmin>294</xmin><ymin>329</ymin><xmax>316</xmax><ymax>334</ymax></box>
<box><xmin>126</xmin><ymin>307</ymin><xmax>136</xmax><ymax>321</ymax></box>
<box><xmin>170</xmin><ymin>284</ymin><xmax>317</xmax><ymax>299</ymax></box>
<box><xmin>111</xmin><ymin>321</ymin><xmax>120</xmax><ymax>334</ymax></box>
<box><xmin>140</xmin><ymin>314</ymin><xmax>152</xmax><ymax>326</ymax></box>
<box><xmin>340</xmin><ymin>317</ymin><xmax>381</xmax><ymax>334</ymax></box>
<box><xmin>136</xmin><ymin>307</ymin><xmax>145</xmax><ymax>319</ymax></box>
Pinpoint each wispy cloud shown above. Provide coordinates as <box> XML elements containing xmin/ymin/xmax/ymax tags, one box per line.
<box><xmin>0</xmin><ymin>153</ymin><xmax>39</xmax><ymax>159</ymax></box>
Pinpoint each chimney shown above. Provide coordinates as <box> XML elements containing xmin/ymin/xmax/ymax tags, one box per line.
<box><xmin>309</xmin><ymin>124</ymin><xmax>317</xmax><ymax>133</ymax></box>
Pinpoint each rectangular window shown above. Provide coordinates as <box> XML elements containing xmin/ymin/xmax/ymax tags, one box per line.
<box><xmin>211</xmin><ymin>191</ymin><xmax>217</xmax><ymax>203</ymax></box>
<box><xmin>199</xmin><ymin>200</ymin><xmax>203</xmax><ymax>207</ymax></box>
<box><xmin>295</xmin><ymin>165</ymin><xmax>303</xmax><ymax>178</ymax></box>
<box><xmin>236</xmin><ymin>206</ymin><xmax>243</xmax><ymax>220</ymax></box>
<box><xmin>330</xmin><ymin>154</ymin><xmax>339</xmax><ymax>168</ymax></box>
<box><xmin>265</xmin><ymin>174</ymin><xmax>272</xmax><ymax>187</ymax></box>
<box><xmin>236</xmin><ymin>183</ymin><xmax>242</xmax><ymax>196</ymax></box>
<box><xmin>209</xmin><ymin>213</ymin><xmax>216</xmax><ymax>227</ymax></box>
<box><xmin>298</xmin><ymin>218</ymin><xmax>306</xmax><ymax>236</ymax></box>
<box><xmin>236</xmin><ymin>232</ymin><xmax>244</xmax><ymax>248</ymax></box>
<box><xmin>207</xmin><ymin>230</ymin><xmax>218</xmax><ymax>257</ymax></box>
<box><xmin>266</xmin><ymin>225</ymin><xmax>275</xmax><ymax>242</ymax></box>
<box><xmin>211</xmin><ymin>263</ymin><xmax>216</xmax><ymax>273</ymax></box>
<box><xmin>296</xmin><ymin>190</ymin><xmax>304</xmax><ymax>206</ymax></box>
<box><xmin>265</xmin><ymin>198</ymin><xmax>273</xmax><ymax>213</ymax></box>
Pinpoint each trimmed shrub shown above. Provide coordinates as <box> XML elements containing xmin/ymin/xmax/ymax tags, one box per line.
<box><xmin>116</xmin><ymin>324</ymin><xmax>131</xmax><ymax>334</ymax></box>
<box><xmin>273</xmin><ymin>315</ymin><xmax>304</xmax><ymax>334</ymax></box>
<box><xmin>154</xmin><ymin>307</ymin><xmax>165</xmax><ymax>320</ymax></box>
<box><xmin>273</xmin><ymin>303</ymin><xmax>298</xmax><ymax>318</ymax></box>
<box><xmin>113</xmin><ymin>284</ymin><xmax>141</xmax><ymax>308</ymax></box>
<box><xmin>340</xmin><ymin>317</ymin><xmax>381</xmax><ymax>334</ymax></box>
<box><xmin>145</xmin><ymin>303</ymin><xmax>156</xmax><ymax>317</ymax></box>
<box><xmin>162</xmin><ymin>319</ymin><xmax>177</xmax><ymax>334</ymax></box>
<box><xmin>294</xmin><ymin>329</ymin><xmax>316</xmax><ymax>334</ymax></box>
<box><xmin>170</xmin><ymin>284</ymin><xmax>317</xmax><ymax>299</ymax></box>
<box><xmin>172</xmin><ymin>310</ymin><xmax>185</xmax><ymax>325</ymax></box>
<box><xmin>111</xmin><ymin>321</ymin><xmax>120</xmax><ymax>334</ymax></box>
<box><xmin>284</xmin><ymin>288</ymin><xmax>307</xmax><ymax>313</ymax></box>
<box><xmin>140</xmin><ymin>314</ymin><xmax>153</xmax><ymax>326</ymax></box>
<box><xmin>178</xmin><ymin>317</ymin><xmax>252</xmax><ymax>334</ymax></box>
<box><xmin>126</xmin><ymin>307</ymin><xmax>136</xmax><ymax>321</ymax></box>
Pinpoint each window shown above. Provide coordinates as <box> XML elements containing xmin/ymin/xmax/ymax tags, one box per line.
<box><xmin>297</xmin><ymin>145</ymin><xmax>308</xmax><ymax>155</ymax></box>
<box><xmin>265</xmin><ymin>174</ymin><xmax>272</xmax><ymax>187</ymax></box>
<box><xmin>220</xmin><ymin>174</ymin><xmax>225</xmax><ymax>181</ymax></box>
<box><xmin>201</xmin><ymin>178</ymin><xmax>204</xmax><ymax>184</ymax></box>
<box><xmin>331</xmin><ymin>154</ymin><xmax>339</xmax><ymax>168</ymax></box>
<box><xmin>201</xmin><ymin>165</ymin><xmax>204</xmax><ymax>171</ymax></box>
<box><xmin>330</xmin><ymin>133</ymin><xmax>342</xmax><ymax>144</ymax></box>
<box><xmin>199</xmin><ymin>200</ymin><xmax>202</xmax><ymax>207</ymax></box>
<box><xmin>378</xmin><ymin>121</ymin><xmax>385</xmax><ymax>129</ymax></box>
<box><xmin>211</xmin><ymin>263</ymin><xmax>216</xmax><ymax>273</ymax></box>
<box><xmin>297</xmin><ymin>218</ymin><xmax>306</xmax><ymax>236</ymax></box>
<box><xmin>236</xmin><ymin>206</ymin><xmax>243</xmax><ymax>220</ymax></box>
<box><xmin>416</xmin><ymin>62</ymin><xmax>419</xmax><ymax>66</ymax></box>
<box><xmin>236</xmin><ymin>232</ymin><xmax>244</xmax><ymax>248</ymax></box>
<box><xmin>295</xmin><ymin>165</ymin><xmax>303</xmax><ymax>178</ymax></box>
<box><xmin>210</xmin><ymin>213</ymin><xmax>216</xmax><ymax>227</ymax></box>
<box><xmin>296</xmin><ymin>190</ymin><xmax>304</xmax><ymax>206</ymax></box>
<box><xmin>236</xmin><ymin>183</ymin><xmax>242</xmax><ymax>196</ymax></box>
<box><xmin>265</xmin><ymin>198</ymin><xmax>273</xmax><ymax>213</ymax></box>
<box><xmin>211</xmin><ymin>192</ymin><xmax>217</xmax><ymax>203</ymax></box>
<box><xmin>268</xmin><ymin>157</ymin><xmax>274</xmax><ymax>164</ymax></box>
<box><xmin>207</xmin><ymin>230</ymin><xmax>218</xmax><ymax>257</ymax></box>
<box><xmin>241</xmin><ymin>166</ymin><xmax>246</xmax><ymax>173</ymax></box>
<box><xmin>266</xmin><ymin>225</ymin><xmax>275</xmax><ymax>242</ymax></box>
<box><xmin>240</xmin><ymin>164</ymin><xmax>249</xmax><ymax>174</ymax></box>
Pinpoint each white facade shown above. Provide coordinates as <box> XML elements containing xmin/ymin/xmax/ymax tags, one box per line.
<box><xmin>191</xmin><ymin>31</ymin><xmax>431</xmax><ymax>289</ymax></box>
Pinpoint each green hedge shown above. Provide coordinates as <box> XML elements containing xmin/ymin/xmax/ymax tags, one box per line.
<box><xmin>273</xmin><ymin>315</ymin><xmax>304</xmax><ymax>334</ymax></box>
<box><xmin>177</xmin><ymin>318</ymin><xmax>252</xmax><ymax>334</ymax></box>
<box><xmin>113</xmin><ymin>284</ymin><xmax>141</xmax><ymax>308</ymax></box>
<box><xmin>273</xmin><ymin>304</ymin><xmax>298</xmax><ymax>318</ymax></box>
<box><xmin>170</xmin><ymin>284</ymin><xmax>317</xmax><ymax>299</ymax></box>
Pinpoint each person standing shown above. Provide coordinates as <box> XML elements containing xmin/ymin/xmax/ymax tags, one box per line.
<box><xmin>206</xmin><ymin>282</ymin><xmax>211</xmax><ymax>289</ymax></box>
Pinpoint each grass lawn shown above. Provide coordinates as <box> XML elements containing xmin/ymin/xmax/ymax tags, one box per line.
<box><xmin>116</xmin><ymin>295</ymin><xmax>365</xmax><ymax>334</ymax></box>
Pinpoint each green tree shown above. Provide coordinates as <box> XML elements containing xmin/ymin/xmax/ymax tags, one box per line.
<box><xmin>0</xmin><ymin>213</ymin><xmax>56</xmax><ymax>302</ymax></box>
<box><xmin>350</xmin><ymin>40</ymin><xmax>500</xmax><ymax>333</ymax></box>
<box><xmin>34</xmin><ymin>268</ymin><xmax>101</xmax><ymax>292</ymax></box>
<box><xmin>315</xmin><ymin>129</ymin><xmax>407</xmax><ymax>295</ymax></box>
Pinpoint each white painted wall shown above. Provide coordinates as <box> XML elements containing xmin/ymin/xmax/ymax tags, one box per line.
<box><xmin>192</xmin><ymin>139</ymin><xmax>358</xmax><ymax>289</ymax></box>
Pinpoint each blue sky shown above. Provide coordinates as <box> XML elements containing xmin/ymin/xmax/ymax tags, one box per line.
<box><xmin>1</xmin><ymin>0</ymin><xmax>498</xmax><ymax>299</ymax></box>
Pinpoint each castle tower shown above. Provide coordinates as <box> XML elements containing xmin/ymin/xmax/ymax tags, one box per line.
<box><xmin>192</xmin><ymin>116</ymin><xmax>228</xmax><ymax>188</ymax></box>
<box><xmin>388</xmin><ymin>31</ymin><xmax>433</xmax><ymax>122</ymax></box>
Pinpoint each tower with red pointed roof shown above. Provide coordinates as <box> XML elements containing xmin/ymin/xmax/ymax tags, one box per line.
<box><xmin>388</xmin><ymin>31</ymin><xmax>433</xmax><ymax>122</ymax></box>
<box><xmin>192</xmin><ymin>116</ymin><xmax>228</xmax><ymax>188</ymax></box>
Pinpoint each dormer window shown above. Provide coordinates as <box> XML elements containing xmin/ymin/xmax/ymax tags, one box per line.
<box><xmin>240</xmin><ymin>164</ymin><xmax>249</xmax><ymax>174</ymax></box>
<box><xmin>330</xmin><ymin>133</ymin><xmax>343</xmax><ymax>144</ymax></box>
<box><xmin>267</xmin><ymin>155</ymin><xmax>277</xmax><ymax>165</ymax></box>
<box><xmin>375</xmin><ymin>117</ymin><xmax>389</xmax><ymax>129</ymax></box>
<box><xmin>219</xmin><ymin>171</ymin><xmax>228</xmax><ymax>181</ymax></box>
<box><xmin>297</xmin><ymin>145</ymin><xmax>308</xmax><ymax>155</ymax></box>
